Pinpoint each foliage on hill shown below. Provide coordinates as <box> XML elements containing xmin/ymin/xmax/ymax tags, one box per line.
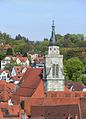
<box><xmin>0</xmin><ymin>31</ymin><xmax>85</xmax><ymax>55</ymax></box>
<box><xmin>64</xmin><ymin>57</ymin><xmax>84</xmax><ymax>81</ymax></box>
<box><xmin>1</xmin><ymin>31</ymin><xmax>86</xmax><ymax>83</ymax></box>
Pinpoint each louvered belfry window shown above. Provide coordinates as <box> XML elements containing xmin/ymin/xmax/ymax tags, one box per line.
<box><xmin>52</xmin><ymin>64</ymin><xmax>59</xmax><ymax>78</ymax></box>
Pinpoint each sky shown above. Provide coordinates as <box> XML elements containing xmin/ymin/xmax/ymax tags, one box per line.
<box><xmin>0</xmin><ymin>0</ymin><xmax>86</xmax><ymax>41</ymax></box>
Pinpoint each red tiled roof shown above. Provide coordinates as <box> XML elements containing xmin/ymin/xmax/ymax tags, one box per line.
<box><xmin>13</xmin><ymin>66</ymin><xmax>21</xmax><ymax>74</ymax></box>
<box><xmin>1</xmin><ymin>105</ymin><xmax>20</xmax><ymax>118</ymax></box>
<box><xmin>3</xmin><ymin>44</ymin><xmax>12</xmax><ymax>50</ymax></box>
<box><xmin>31</xmin><ymin>104</ymin><xmax>80</xmax><ymax>118</ymax></box>
<box><xmin>0</xmin><ymin>70</ymin><xmax>10</xmax><ymax>74</ymax></box>
<box><xmin>13</xmin><ymin>66</ymin><xmax>31</xmax><ymax>75</ymax></box>
<box><xmin>11</xmin><ymin>73</ymin><xmax>24</xmax><ymax>81</ymax></box>
<box><xmin>0</xmin><ymin>80</ymin><xmax>15</xmax><ymax>102</ymax></box>
<box><xmin>35</xmin><ymin>57</ymin><xmax>44</xmax><ymax>64</ymax></box>
<box><xmin>17</xmin><ymin>57</ymin><xmax>28</xmax><ymax>62</ymax></box>
<box><xmin>14</xmin><ymin>68</ymin><xmax>43</xmax><ymax>97</ymax></box>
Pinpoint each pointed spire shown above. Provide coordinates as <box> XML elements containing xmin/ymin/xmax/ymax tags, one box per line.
<box><xmin>49</xmin><ymin>20</ymin><xmax>57</xmax><ymax>46</ymax></box>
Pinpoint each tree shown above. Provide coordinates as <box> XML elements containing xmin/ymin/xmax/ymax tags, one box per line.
<box><xmin>4</xmin><ymin>61</ymin><xmax>21</xmax><ymax>72</ymax></box>
<box><xmin>0</xmin><ymin>52</ymin><xmax>5</xmax><ymax>69</ymax></box>
<box><xmin>64</xmin><ymin>57</ymin><xmax>84</xmax><ymax>81</ymax></box>
<box><xmin>34</xmin><ymin>40</ymin><xmax>49</xmax><ymax>54</ymax></box>
<box><xmin>6</xmin><ymin>48</ymin><xmax>13</xmax><ymax>56</ymax></box>
<box><xmin>0</xmin><ymin>52</ymin><xmax>5</xmax><ymax>60</ymax></box>
<box><xmin>44</xmin><ymin>38</ymin><xmax>48</xmax><ymax>41</ymax></box>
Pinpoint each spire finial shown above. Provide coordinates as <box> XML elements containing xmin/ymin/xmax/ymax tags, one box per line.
<box><xmin>52</xmin><ymin>19</ymin><xmax>54</xmax><ymax>26</ymax></box>
<box><xmin>49</xmin><ymin>20</ymin><xmax>56</xmax><ymax>46</ymax></box>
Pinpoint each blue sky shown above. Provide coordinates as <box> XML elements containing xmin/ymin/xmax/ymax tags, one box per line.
<box><xmin>0</xmin><ymin>0</ymin><xmax>86</xmax><ymax>41</ymax></box>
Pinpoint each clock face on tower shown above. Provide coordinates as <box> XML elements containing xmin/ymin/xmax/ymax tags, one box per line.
<box><xmin>52</xmin><ymin>59</ymin><xmax>58</xmax><ymax>64</ymax></box>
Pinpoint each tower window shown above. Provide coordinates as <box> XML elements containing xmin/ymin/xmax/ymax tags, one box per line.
<box><xmin>56</xmin><ymin>64</ymin><xmax>59</xmax><ymax>76</ymax></box>
<box><xmin>52</xmin><ymin>64</ymin><xmax>55</xmax><ymax>77</ymax></box>
<box><xmin>52</xmin><ymin>64</ymin><xmax>59</xmax><ymax>78</ymax></box>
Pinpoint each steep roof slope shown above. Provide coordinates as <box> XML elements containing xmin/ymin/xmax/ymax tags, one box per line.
<box><xmin>13</xmin><ymin>68</ymin><xmax>43</xmax><ymax>97</ymax></box>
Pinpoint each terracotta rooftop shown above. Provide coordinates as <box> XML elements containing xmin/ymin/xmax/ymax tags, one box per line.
<box><xmin>12</xmin><ymin>68</ymin><xmax>42</xmax><ymax>100</ymax></box>
<box><xmin>13</xmin><ymin>68</ymin><xmax>43</xmax><ymax>97</ymax></box>
<box><xmin>17</xmin><ymin>56</ymin><xmax>28</xmax><ymax>62</ymax></box>
<box><xmin>0</xmin><ymin>80</ymin><xmax>15</xmax><ymax>102</ymax></box>
<box><xmin>13</xmin><ymin>66</ymin><xmax>31</xmax><ymax>75</ymax></box>
<box><xmin>11</xmin><ymin>75</ymin><xmax>23</xmax><ymax>81</ymax></box>
<box><xmin>30</xmin><ymin>104</ymin><xmax>80</xmax><ymax>119</ymax></box>
<box><xmin>3</xmin><ymin>44</ymin><xmax>12</xmax><ymax>50</ymax></box>
<box><xmin>35</xmin><ymin>56</ymin><xmax>44</xmax><ymax>64</ymax></box>
<box><xmin>1</xmin><ymin>105</ymin><xmax>20</xmax><ymax>118</ymax></box>
<box><xmin>13</xmin><ymin>66</ymin><xmax>22</xmax><ymax>74</ymax></box>
<box><xmin>0</xmin><ymin>70</ymin><xmax>10</xmax><ymax>74</ymax></box>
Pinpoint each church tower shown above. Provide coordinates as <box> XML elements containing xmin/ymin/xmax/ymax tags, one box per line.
<box><xmin>44</xmin><ymin>21</ymin><xmax>64</xmax><ymax>91</ymax></box>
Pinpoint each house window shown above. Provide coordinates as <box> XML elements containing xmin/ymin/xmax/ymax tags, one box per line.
<box><xmin>2</xmin><ymin>76</ymin><xmax>6</xmax><ymax>80</ymax></box>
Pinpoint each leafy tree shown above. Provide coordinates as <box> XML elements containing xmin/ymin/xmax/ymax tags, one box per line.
<box><xmin>4</xmin><ymin>61</ymin><xmax>21</xmax><ymax>72</ymax></box>
<box><xmin>34</xmin><ymin>40</ymin><xmax>49</xmax><ymax>54</ymax></box>
<box><xmin>0</xmin><ymin>52</ymin><xmax>5</xmax><ymax>60</ymax></box>
<box><xmin>64</xmin><ymin>57</ymin><xmax>84</xmax><ymax>81</ymax></box>
<box><xmin>6</xmin><ymin>48</ymin><xmax>13</xmax><ymax>56</ymax></box>
<box><xmin>82</xmin><ymin>54</ymin><xmax>86</xmax><ymax>74</ymax></box>
<box><xmin>55</xmin><ymin>34</ymin><xmax>64</xmax><ymax>47</ymax></box>
<box><xmin>81</xmin><ymin>76</ymin><xmax>86</xmax><ymax>85</ymax></box>
<box><xmin>44</xmin><ymin>38</ymin><xmax>48</xmax><ymax>41</ymax></box>
<box><xmin>0</xmin><ymin>52</ymin><xmax>5</xmax><ymax>69</ymax></box>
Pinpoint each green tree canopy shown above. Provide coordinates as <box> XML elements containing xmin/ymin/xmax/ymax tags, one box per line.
<box><xmin>64</xmin><ymin>57</ymin><xmax>84</xmax><ymax>81</ymax></box>
<box><xmin>6</xmin><ymin>48</ymin><xmax>13</xmax><ymax>56</ymax></box>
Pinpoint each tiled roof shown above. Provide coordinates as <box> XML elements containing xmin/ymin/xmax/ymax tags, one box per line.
<box><xmin>14</xmin><ymin>68</ymin><xmax>43</xmax><ymax>97</ymax></box>
<box><xmin>35</xmin><ymin>56</ymin><xmax>44</xmax><ymax>64</ymax></box>
<box><xmin>1</xmin><ymin>105</ymin><xmax>20</xmax><ymax>118</ymax></box>
<box><xmin>31</xmin><ymin>104</ymin><xmax>80</xmax><ymax>119</ymax></box>
<box><xmin>0</xmin><ymin>70</ymin><xmax>10</xmax><ymax>74</ymax></box>
<box><xmin>13</xmin><ymin>66</ymin><xmax>22</xmax><ymax>74</ymax></box>
<box><xmin>17</xmin><ymin>56</ymin><xmax>28</xmax><ymax>62</ymax></box>
<box><xmin>3</xmin><ymin>44</ymin><xmax>12</xmax><ymax>50</ymax></box>
<box><xmin>0</xmin><ymin>80</ymin><xmax>15</xmax><ymax>102</ymax></box>
<box><xmin>13</xmin><ymin>66</ymin><xmax>31</xmax><ymax>74</ymax></box>
<box><xmin>11</xmin><ymin>73</ymin><xmax>24</xmax><ymax>81</ymax></box>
